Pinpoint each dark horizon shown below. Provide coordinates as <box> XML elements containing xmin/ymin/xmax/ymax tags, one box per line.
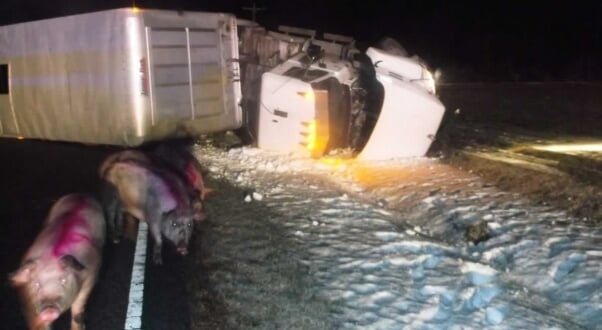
<box><xmin>1</xmin><ymin>0</ymin><xmax>601</xmax><ymax>82</ymax></box>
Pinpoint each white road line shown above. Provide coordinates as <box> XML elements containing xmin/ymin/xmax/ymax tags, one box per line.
<box><xmin>124</xmin><ymin>222</ymin><xmax>148</xmax><ymax>330</ymax></box>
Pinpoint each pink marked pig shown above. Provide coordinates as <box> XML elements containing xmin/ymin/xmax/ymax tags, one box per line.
<box><xmin>100</xmin><ymin>150</ymin><xmax>197</xmax><ymax>264</ymax></box>
<box><xmin>10</xmin><ymin>194</ymin><xmax>106</xmax><ymax>330</ymax></box>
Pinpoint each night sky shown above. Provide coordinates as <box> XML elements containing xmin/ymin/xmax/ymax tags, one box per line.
<box><xmin>1</xmin><ymin>0</ymin><xmax>601</xmax><ymax>82</ymax></box>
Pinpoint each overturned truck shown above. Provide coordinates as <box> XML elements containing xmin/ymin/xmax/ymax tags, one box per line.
<box><xmin>0</xmin><ymin>9</ymin><xmax>444</xmax><ymax>161</ymax></box>
<box><xmin>240</xmin><ymin>25</ymin><xmax>445</xmax><ymax>160</ymax></box>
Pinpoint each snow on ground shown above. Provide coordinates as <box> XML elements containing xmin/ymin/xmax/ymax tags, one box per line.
<box><xmin>193</xmin><ymin>144</ymin><xmax>602</xmax><ymax>329</ymax></box>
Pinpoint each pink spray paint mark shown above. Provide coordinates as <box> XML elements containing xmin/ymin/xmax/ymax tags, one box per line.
<box><xmin>51</xmin><ymin>200</ymin><xmax>94</xmax><ymax>258</ymax></box>
<box><xmin>186</xmin><ymin>162</ymin><xmax>204</xmax><ymax>190</ymax></box>
<box><xmin>120</xmin><ymin>161</ymin><xmax>185</xmax><ymax>207</ymax></box>
<box><xmin>186</xmin><ymin>163</ymin><xmax>198</xmax><ymax>186</ymax></box>
<box><xmin>167</xmin><ymin>179</ymin><xmax>185</xmax><ymax>207</ymax></box>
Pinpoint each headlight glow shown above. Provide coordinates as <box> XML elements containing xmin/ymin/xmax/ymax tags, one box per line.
<box><xmin>532</xmin><ymin>143</ymin><xmax>602</xmax><ymax>153</ymax></box>
<box><xmin>423</xmin><ymin>68</ymin><xmax>436</xmax><ymax>94</ymax></box>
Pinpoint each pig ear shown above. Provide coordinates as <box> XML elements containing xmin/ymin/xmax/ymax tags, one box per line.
<box><xmin>60</xmin><ymin>255</ymin><xmax>85</xmax><ymax>272</ymax></box>
<box><xmin>10</xmin><ymin>259</ymin><xmax>37</xmax><ymax>286</ymax></box>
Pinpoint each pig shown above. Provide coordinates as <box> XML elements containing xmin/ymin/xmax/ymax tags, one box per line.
<box><xmin>98</xmin><ymin>150</ymin><xmax>152</xmax><ymax>244</ymax></box>
<box><xmin>99</xmin><ymin>150</ymin><xmax>197</xmax><ymax>264</ymax></box>
<box><xmin>150</xmin><ymin>143</ymin><xmax>213</xmax><ymax>225</ymax></box>
<box><xmin>10</xmin><ymin>194</ymin><xmax>105</xmax><ymax>330</ymax></box>
<box><xmin>150</xmin><ymin>146</ymin><xmax>210</xmax><ymax>222</ymax></box>
<box><xmin>100</xmin><ymin>149</ymin><xmax>207</xmax><ymax>243</ymax></box>
<box><xmin>99</xmin><ymin>149</ymin><xmax>206</xmax><ymax>240</ymax></box>
<box><xmin>151</xmin><ymin>143</ymin><xmax>213</xmax><ymax>201</ymax></box>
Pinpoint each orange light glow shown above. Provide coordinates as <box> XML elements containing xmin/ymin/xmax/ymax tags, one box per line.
<box><xmin>305</xmin><ymin>120</ymin><xmax>317</xmax><ymax>150</ymax></box>
<box><xmin>131</xmin><ymin>6</ymin><xmax>141</xmax><ymax>13</ymax></box>
<box><xmin>297</xmin><ymin>91</ymin><xmax>315</xmax><ymax>102</ymax></box>
<box><xmin>17</xmin><ymin>136</ymin><xmax>24</xmax><ymax>140</ymax></box>
<box><xmin>321</xmin><ymin>157</ymin><xmax>347</xmax><ymax>167</ymax></box>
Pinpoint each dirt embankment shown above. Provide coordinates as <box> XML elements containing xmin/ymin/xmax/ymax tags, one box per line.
<box><xmin>444</xmin><ymin>151</ymin><xmax>602</xmax><ymax>224</ymax></box>
<box><xmin>431</xmin><ymin>83</ymin><xmax>602</xmax><ymax>225</ymax></box>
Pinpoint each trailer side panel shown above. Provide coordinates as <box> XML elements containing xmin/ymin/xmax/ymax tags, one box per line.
<box><xmin>0</xmin><ymin>9</ymin><xmax>141</xmax><ymax>145</ymax></box>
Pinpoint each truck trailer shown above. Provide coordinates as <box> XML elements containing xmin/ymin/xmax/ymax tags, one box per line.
<box><xmin>0</xmin><ymin>8</ymin><xmax>243</xmax><ymax>146</ymax></box>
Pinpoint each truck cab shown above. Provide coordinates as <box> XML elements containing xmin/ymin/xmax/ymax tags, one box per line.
<box><xmin>256</xmin><ymin>31</ymin><xmax>445</xmax><ymax>161</ymax></box>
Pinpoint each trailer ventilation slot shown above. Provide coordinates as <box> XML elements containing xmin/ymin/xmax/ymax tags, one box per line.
<box><xmin>0</xmin><ymin>64</ymin><xmax>8</xmax><ymax>94</ymax></box>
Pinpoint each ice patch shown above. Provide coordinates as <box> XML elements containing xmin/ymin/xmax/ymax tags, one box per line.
<box><xmin>550</xmin><ymin>253</ymin><xmax>587</xmax><ymax>282</ymax></box>
<box><xmin>423</xmin><ymin>255</ymin><xmax>442</xmax><ymax>269</ymax></box>
<box><xmin>546</xmin><ymin>237</ymin><xmax>572</xmax><ymax>257</ymax></box>
<box><xmin>585</xmin><ymin>250</ymin><xmax>602</xmax><ymax>257</ymax></box>
<box><xmin>420</xmin><ymin>285</ymin><xmax>453</xmax><ymax>297</ymax></box>
<box><xmin>374</xmin><ymin>231</ymin><xmax>402</xmax><ymax>241</ymax></box>
<box><xmin>252</xmin><ymin>192</ymin><xmax>263</xmax><ymax>201</ymax></box>
<box><xmin>544</xmin><ymin>237</ymin><xmax>569</xmax><ymax>247</ymax></box>
<box><xmin>450</xmin><ymin>205</ymin><xmax>476</xmax><ymax>214</ymax></box>
<box><xmin>367</xmin><ymin>291</ymin><xmax>396</xmax><ymax>305</ymax></box>
<box><xmin>485</xmin><ymin>306</ymin><xmax>507</xmax><ymax>325</ymax></box>
<box><xmin>368</xmin><ymin>318</ymin><xmax>398</xmax><ymax>329</ymax></box>
<box><xmin>422</xmin><ymin>195</ymin><xmax>443</xmax><ymax>207</ymax></box>
<box><xmin>482</xmin><ymin>239</ymin><xmax>539</xmax><ymax>264</ymax></box>
<box><xmin>342</xmin><ymin>290</ymin><xmax>355</xmax><ymax>299</ymax></box>
<box><xmin>355</xmin><ymin>311</ymin><xmax>379</xmax><ymax>326</ymax></box>
<box><xmin>338</xmin><ymin>260</ymin><xmax>365</xmax><ymax>270</ymax></box>
<box><xmin>270</xmin><ymin>186</ymin><xmax>285</xmax><ymax>194</ymax></box>
<box><xmin>387</xmin><ymin>256</ymin><xmax>422</xmax><ymax>267</ymax></box>
<box><xmin>374</xmin><ymin>209</ymin><xmax>393</xmax><ymax>216</ymax></box>
<box><xmin>320</xmin><ymin>209</ymin><xmax>342</xmax><ymax>215</ymax></box>
<box><xmin>461</xmin><ymin>262</ymin><xmax>498</xmax><ymax>285</ymax></box>
<box><xmin>417</xmin><ymin>306</ymin><xmax>439</xmax><ymax>320</ymax></box>
<box><xmin>359</xmin><ymin>260</ymin><xmax>385</xmax><ymax>270</ymax></box>
<box><xmin>459</xmin><ymin>287</ymin><xmax>475</xmax><ymax>302</ymax></box>
<box><xmin>376</xmin><ymin>240</ymin><xmax>442</xmax><ymax>254</ymax></box>
<box><xmin>349</xmin><ymin>283</ymin><xmax>379</xmax><ymax>294</ymax></box>
<box><xmin>467</xmin><ymin>285</ymin><xmax>503</xmax><ymax>310</ymax></box>
<box><xmin>410</xmin><ymin>265</ymin><xmax>425</xmax><ymax>280</ymax></box>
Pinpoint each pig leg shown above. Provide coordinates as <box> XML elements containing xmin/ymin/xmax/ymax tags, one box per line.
<box><xmin>99</xmin><ymin>181</ymin><xmax>123</xmax><ymax>243</ymax></box>
<box><xmin>144</xmin><ymin>192</ymin><xmax>165</xmax><ymax>265</ymax></box>
<box><xmin>149</xmin><ymin>219</ymin><xmax>163</xmax><ymax>265</ymax></box>
<box><xmin>69</xmin><ymin>274</ymin><xmax>96</xmax><ymax>330</ymax></box>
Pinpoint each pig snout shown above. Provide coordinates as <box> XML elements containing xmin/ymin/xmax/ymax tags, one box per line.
<box><xmin>38</xmin><ymin>304</ymin><xmax>61</xmax><ymax>325</ymax></box>
<box><xmin>176</xmin><ymin>242</ymin><xmax>188</xmax><ymax>255</ymax></box>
